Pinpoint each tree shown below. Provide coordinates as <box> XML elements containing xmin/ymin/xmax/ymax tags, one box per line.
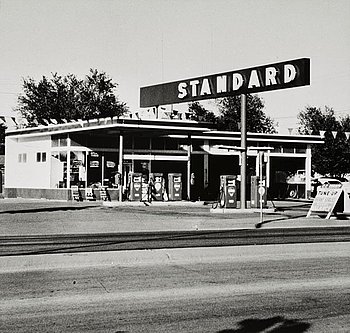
<box><xmin>16</xmin><ymin>69</ymin><xmax>128</xmax><ymax>127</ymax></box>
<box><xmin>187</xmin><ymin>95</ymin><xmax>276</xmax><ymax>134</ymax></box>
<box><xmin>188</xmin><ymin>102</ymin><xmax>217</xmax><ymax>123</ymax></box>
<box><xmin>297</xmin><ymin>106</ymin><xmax>340</xmax><ymax>135</ymax></box>
<box><xmin>216</xmin><ymin>94</ymin><xmax>277</xmax><ymax>133</ymax></box>
<box><xmin>298</xmin><ymin>106</ymin><xmax>350</xmax><ymax>177</ymax></box>
<box><xmin>78</xmin><ymin>69</ymin><xmax>128</xmax><ymax>121</ymax></box>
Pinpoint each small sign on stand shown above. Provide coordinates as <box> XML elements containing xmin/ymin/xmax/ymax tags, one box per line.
<box><xmin>307</xmin><ymin>185</ymin><xmax>343</xmax><ymax>219</ymax></box>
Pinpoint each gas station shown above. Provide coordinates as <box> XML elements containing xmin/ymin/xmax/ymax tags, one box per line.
<box><xmin>4</xmin><ymin>58</ymin><xmax>323</xmax><ymax>207</ymax></box>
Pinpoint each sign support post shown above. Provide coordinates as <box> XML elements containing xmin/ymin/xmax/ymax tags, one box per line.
<box><xmin>240</xmin><ymin>94</ymin><xmax>247</xmax><ymax>209</ymax></box>
<box><xmin>187</xmin><ymin>135</ymin><xmax>191</xmax><ymax>200</ymax></box>
<box><xmin>259</xmin><ymin>151</ymin><xmax>264</xmax><ymax>223</ymax></box>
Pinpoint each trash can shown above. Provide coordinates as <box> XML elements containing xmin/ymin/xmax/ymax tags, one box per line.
<box><xmin>219</xmin><ymin>175</ymin><xmax>237</xmax><ymax>208</ymax></box>
<box><xmin>168</xmin><ymin>173</ymin><xmax>182</xmax><ymax>201</ymax></box>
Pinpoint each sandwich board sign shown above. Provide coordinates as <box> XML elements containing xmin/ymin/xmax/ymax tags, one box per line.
<box><xmin>307</xmin><ymin>185</ymin><xmax>343</xmax><ymax>219</ymax></box>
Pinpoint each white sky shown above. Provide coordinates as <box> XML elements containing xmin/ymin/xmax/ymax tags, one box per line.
<box><xmin>0</xmin><ymin>0</ymin><xmax>349</xmax><ymax>133</ymax></box>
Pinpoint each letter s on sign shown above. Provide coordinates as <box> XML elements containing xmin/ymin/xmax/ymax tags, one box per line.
<box><xmin>178</xmin><ymin>82</ymin><xmax>188</xmax><ymax>99</ymax></box>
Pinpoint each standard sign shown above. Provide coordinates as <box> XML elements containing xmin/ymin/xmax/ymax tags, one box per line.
<box><xmin>140</xmin><ymin>58</ymin><xmax>310</xmax><ymax>107</ymax></box>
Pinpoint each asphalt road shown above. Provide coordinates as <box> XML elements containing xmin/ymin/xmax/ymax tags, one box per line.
<box><xmin>1</xmin><ymin>227</ymin><xmax>350</xmax><ymax>256</ymax></box>
<box><xmin>1</xmin><ymin>243</ymin><xmax>349</xmax><ymax>332</ymax></box>
<box><xmin>1</xmin><ymin>199</ymin><xmax>349</xmax><ymax>332</ymax></box>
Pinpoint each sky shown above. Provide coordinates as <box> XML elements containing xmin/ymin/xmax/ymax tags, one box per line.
<box><xmin>0</xmin><ymin>0</ymin><xmax>349</xmax><ymax>133</ymax></box>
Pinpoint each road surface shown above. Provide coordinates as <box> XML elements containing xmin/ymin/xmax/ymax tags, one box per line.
<box><xmin>1</xmin><ymin>242</ymin><xmax>349</xmax><ymax>332</ymax></box>
<box><xmin>1</xmin><ymin>227</ymin><xmax>350</xmax><ymax>256</ymax></box>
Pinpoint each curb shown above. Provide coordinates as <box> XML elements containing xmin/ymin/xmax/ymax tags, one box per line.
<box><xmin>103</xmin><ymin>200</ymin><xmax>204</xmax><ymax>207</ymax></box>
<box><xmin>210</xmin><ymin>207</ymin><xmax>277</xmax><ymax>214</ymax></box>
<box><xmin>1</xmin><ymin>242</ymin><xmax>349</xmax><ymax>273</ymax></box>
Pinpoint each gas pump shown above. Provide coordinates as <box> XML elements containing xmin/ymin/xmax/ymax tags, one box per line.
<box><xmin>150</xmin><ymin>173</ymin><xmax>164</xmax><ymax>201</ymax></box>
<box><xmin>128</xmin><ymin>172</ymin><xmax>143</xmax><ymax>201</ymax></box>
<box><xmin>219</xmin><ymin>175</ymin><xmax>237</xmax><ymax>208</ymax></box>
<box><xmin>168</xmin><ymin>173</ymin><xmax>182</xmax><ymax>201</ymax></box>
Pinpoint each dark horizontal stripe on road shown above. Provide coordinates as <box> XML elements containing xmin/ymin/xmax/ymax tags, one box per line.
<box><xmin>1</xmin><ymin>227</ymin><xmax>350</xmax><ymax>257</ymax></box>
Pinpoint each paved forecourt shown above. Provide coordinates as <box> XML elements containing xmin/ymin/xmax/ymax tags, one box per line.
<box><xmin>0</xmin><ymin>198</ymin><xmax>348</xmax><ymax>236</ymax></box>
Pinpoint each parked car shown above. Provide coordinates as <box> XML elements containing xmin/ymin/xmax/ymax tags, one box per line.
<box><xmin>311</xmin><ymin>177</ymin><xmax>347</xmax><ymax>197</ymax></box>
<box><xmin>286</xmin><ymin>169</ymin><xmax>306</xmax><ymax>198</ymax></box>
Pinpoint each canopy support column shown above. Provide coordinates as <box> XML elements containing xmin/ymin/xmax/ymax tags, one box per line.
<box><xmin>119</xmin><ymin>133</ymin><xmax>124</xmax><ymax>202</ymax></box>
<box><xmin>305</xmin><ymin>144</ymin><xmax>312</xmax><ymax>199</ymax></box>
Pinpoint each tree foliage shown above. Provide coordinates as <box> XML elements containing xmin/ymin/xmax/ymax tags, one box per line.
<box><xmin>16</xmin><ymin>69</ymin><xmax>128</xmax><ymax>127</ymax></box>
<box><xmin>188</xmin><ymin>94</ymin><xmax>276</xmax><ymax>133</ymax></box>
<box><xmin>188</xmin><ymin>102</ymin><xmax>217</xmax><ymax>124</ymax></box>
<box><xmin>217</xmin><ymin>95</ymin><xmax>276</xmax><ymax>133</ymax></box>
<box><xmin>297</xmin><ymin>106</ymin><xmax>340</xmax><ymax>135</ymax></box>
<box><xmin>298</xmin><ymin>106</ymin><xmax>350</xmax><ymax>177</ymax></box>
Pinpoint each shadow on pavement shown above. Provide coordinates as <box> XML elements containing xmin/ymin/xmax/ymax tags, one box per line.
<box><xmin>255</xmin><ymin>214</ymin><xmax>308</xmax><ymax>228</ymax></box>
<box><xmin>270</xmin><ymin>201</ymin><xmax>311</xmax><ymax>211</ymax></box>
<box><xmin>255</xmin><ymin>201</ymin><xmax>312</xmax><ymax>228</ymax></box>
<box><xmin>217</xmin><ymin>316</ymin><xmax>311</xmax><ymax>332</ymax></box>
<box><xmin>0</xmin><ymin>205</ymin><xmax>98</xmax><ymax>215</ymax></box>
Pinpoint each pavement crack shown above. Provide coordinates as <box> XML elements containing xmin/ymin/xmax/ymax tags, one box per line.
<box><xmin>97</xmin><ymin>280</ymin><xmax>109</xmax><ymax>293</ymax></box>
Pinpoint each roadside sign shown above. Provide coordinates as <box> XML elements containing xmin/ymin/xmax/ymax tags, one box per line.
<box><xmin>307</xmin><ymin>185</ymin><xmax>343</xmax><ymax>219</ymax></box>
<box><xmin>140</xmin><ymin>58</ymin><xmax>310</xmax><ymax>107</ymax></box>
<box><xmin>258</xmin><ymin>186</ymin><xmax>265</xmax><ymax>195</ymax></box>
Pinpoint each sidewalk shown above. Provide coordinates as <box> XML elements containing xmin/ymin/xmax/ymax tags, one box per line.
<box><xmin>0</xmin><ymin>198</ymin><xmax>349</xmax><ymax>236</ymax></box>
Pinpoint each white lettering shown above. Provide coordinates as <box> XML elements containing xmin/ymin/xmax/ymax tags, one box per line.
<box><xmin>190</xmin><ymin>80</ymin><xmax>200</xmax><ymax>97</ymax></box>
<box><xmin>216</xmin><ymin>75</ymin><xmax>227</xmax><ymax>93</ymax></box>
<box><xmin>265</xmin><ymin>67</ymin><xmax>278</xmax><ymax>86</ymax></box>
<box><xmin>284</xmin><ymin>64</ymin><xmax>297</xmax><ymax>83</ymax></box>
<box><xmin>200</xmin><ymin>78</ymin><xmax>211</xmax><ymax>96</ymax></box>
<box><xmin>232</xmin><ymin>73</ymin><xmax>243</xmax><ymax>90</ymax></box>
<box><xmin>178</xmin><ymin>82</ymin><xmax>187</xmax><ymax>99</ymax></box>
<box><xmin>248</xmin><ymin>70</ymin><xmax>261</xmax><ymax>88</ymax></box>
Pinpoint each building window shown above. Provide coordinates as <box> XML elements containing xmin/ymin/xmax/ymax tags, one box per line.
<box><xmin>52</xmin><ymin>135</ymin><xmax>67</xmax><ymax>147</ymax></box>
<box><xmin>37</xmin><ymin>152</ymin><xmax>47</xmax><ymax>162</ymax></box>
<box><xmin>296</xmin><ymin>147</ymin><xmax>306</xmax><ymax>153</ymax></box>
<box><xmin>18</xmin><ymin>153</ymin><xmax>27</xmax><ymax>163</ymax></box>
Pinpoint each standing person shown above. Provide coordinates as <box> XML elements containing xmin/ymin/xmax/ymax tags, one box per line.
<box><xmin>140</xmin><ymin>162</ymin><xmax>149</xmax><ymax>182</ymax></box>
<box><xmin>190</xmin><ymin>172</ymin><xmax>197</xmax><ymax>201</ymax></box>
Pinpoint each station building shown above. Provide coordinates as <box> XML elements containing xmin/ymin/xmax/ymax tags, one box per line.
<box><xmin>4</xmin><ymin>115</ymin><xmax>323</xmax><ymax>202</ymax></box>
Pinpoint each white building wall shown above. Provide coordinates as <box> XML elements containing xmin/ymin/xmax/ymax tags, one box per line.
<box><xmin>5</xmin><ymin>135</ymin><xmax>52</xmax><ymax>188</ymax></box>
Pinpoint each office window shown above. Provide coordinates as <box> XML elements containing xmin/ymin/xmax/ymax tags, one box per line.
<box><xmin>37</xmin><ymin>152</ymin><xmax>47</xmax><ymax>163</ymax></box>
<box><xmin>18</xmin><ymin>153</ymin><xmax>27</xmax><ymax>163</ymax></box>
